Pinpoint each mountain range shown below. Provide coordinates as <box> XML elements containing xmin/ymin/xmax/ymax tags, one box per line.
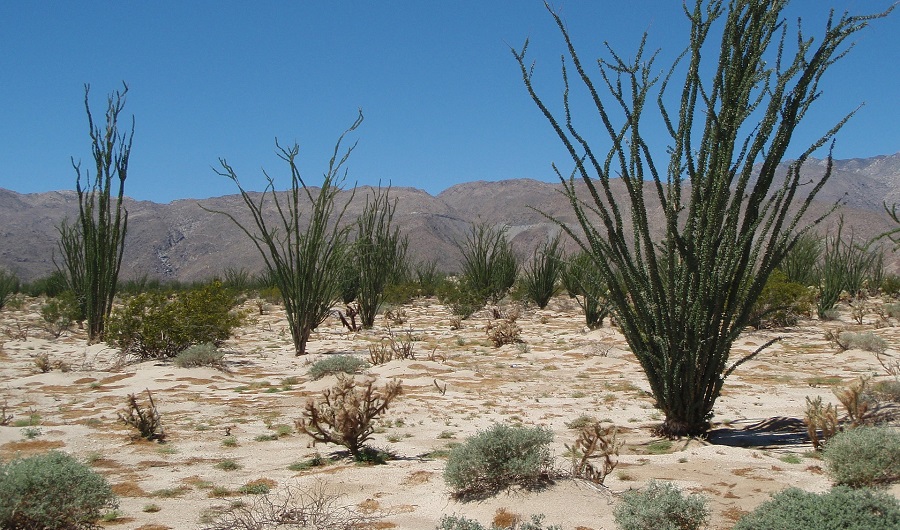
<box><xmin>2</xmin><ymin>154</ymin><xmax>899</xmax><ymax>284</ymax></box>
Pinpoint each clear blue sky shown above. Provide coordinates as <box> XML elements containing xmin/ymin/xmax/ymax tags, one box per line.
<box><xmin>1</xmin><ymin>1</ymin><xmax>897</xmax><ymax>203</ymax></box>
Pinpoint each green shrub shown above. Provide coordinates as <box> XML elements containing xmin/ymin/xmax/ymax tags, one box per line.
<box><xmin>881</xmin><ymin>275</ymin><xmax>900</xmax><ymax>298</ymax></box>
<box><xmin>175</xmin><ymin>343</ymin><xmax>226</xmax><ymax>368</ymax></box>
<box><xmin>613</xmin><ymin>480</ymin><xmax>709</xmax><ymax>530</ymax></box>
<box><xmin>749</xmin><ymin>270</ymin><xmax>812</xmax><ymax>328</ymax></box>
<box><xmin>822</xmin><ymin>426</ymin><xmax>900</xmax><ymax>487</ymax></box>
<box><xmin>884</xmin><ymin>302</ymin><xmax>900</xmax><ymax>319</ymax></box>
<box><xmin>437</xmin><ymin>280</ymin><xmax>485</xmax><ymax>319</ymax></box>
<box><xmin>733</xmin><ymin>486</ymin><xmax>900</xmax><ymax>530</ymax></box>
<box><xmin>107</xmin><ymin>280</ymin><xmax>243</xmax><ymax>359</ymax></box>
<box><xmin>308</xmin><ymin>355</ymin><xmax>369</xmax><ymax>380</ymax></box>
<box><xmin>781</xmin><ymin>231</ymin><xmax>822</xmax><ymax>287</ymax></box>
<box><xmin>41</xmin><ymin>291</ymin><xmax>83</xmax><ymax>337</ymax></box>
<box><xmin>562</xmin><ymin>252</ymin><xmax>609</xmax><ymax>329</ymax></box>
<box><xmin>437</xmin><ymin>514</ymin><xmax>561</xmax><ymax>530</ymax></box>
<box><xmin>444</xmin><ymin>423</ymin><xmax>553</xmax><ymax>498</ymax></box>
<box><xmin>0</xmin><ymin>269</ymin><xmax>20</xmax><ymax>311</ymax></box>
<box><xmin>457</xmin><ymin>223</ymin><xmax>518</xmax><ymax>306</ymax></box>
<box><xmin>23</xmin><ymin>270</ymin><xmax>68</xmax><ymax>298</ymax></box>
<box><xmin>0</xmin><ymin>451</ymin><xmax>118</xmax><ymax>529</ymax></box>
<box><xmin>414</xmin><ymin>259</ymin><xmax>445</xmax><ymax>297</ymax></box>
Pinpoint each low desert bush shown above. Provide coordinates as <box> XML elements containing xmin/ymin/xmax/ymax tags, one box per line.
<box><xmin>613</xmin><ymin>480</ymin><xmax>709</xmax><ymax>530</ymax></box>
<box><xmin>882</xmin><ymin>275</ymin><xmax>900</xmax><ymax>298</ymax></box>
<box><xmin>0</xmin><ymin>451</ymin><xmax>118</xmax><ymax>530</ymax></box>
<box><xmin>40</xmin><ymin>291</ymin><xmax>83</xmax><ymax>337</ymax></box>
<box><xmin>308</xmin><ymin>355</ymin><xmax>369</xmax><ymax>380</ymax></box>
<box><xmin>175</xmin><ymin>342</ymin><xmax>226</xmax><ymax>368</ymax></box>
<box><xmin>733</xmin><ymin>486</ymin><xmax>900</xmax><ymax>530</ymax></box>
<box><xmin>444</xmin><ymin>423</ymin><xmax>553</xmax><ymax>498</ymax></box>
<box><xmin>200</xmin><ymin>482</ymin><xmax>377</xmax><ymax>530</ymax></box>
<box><xmin>749</xmin><ymin>270</ymin><xmax>812</xmax><ymax>328</ymax></box>
<box><xmin>296</xmin><ymin>376</ymin><xmax>402</xmax><ymax>458</ymax></box>
<box><xmin>437</xmin><ymin>513</ymin><xmax>561</xmax><ymax>530</ymax></box>
<box><xmin>822</xmin><ymin>426</ymin><xmax>900</xmax><ymax>487</ymax></box>
<box><xmin>438</xmin><ymin>280</ymin><xmax>485</xmax><ymax>319</ymax></box>
<box><xmin>107</xmin><ymin>280</ymin><xmax>243</xmax><ymax>359</ymax></box>
<box><xmin>485</xmin><ymin>306</ymin><xmax>522</xmax><ymax>347</ymax></box>
<box><xmin>838</xmin><ymin>331</ymin><xmax>888</xmax><ymax>354</ymax></box>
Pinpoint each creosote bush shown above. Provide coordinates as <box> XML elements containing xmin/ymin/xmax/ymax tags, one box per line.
<box><xmin>613</xmin><ymin>480</ymin><xmax>709</xmax><ymax>530</ymax></box>
<box><xmin>749</xmin><ymin>270</ymin><xmax>812</xmax><ymax>328</ymax></box>
<box><xmin>733</xmin><ymin>486</ymin><xmax>900</xmax><ymax>530</ymax></box>
<box><xmin>0</xmin><ymin>451</ymin><xmax>118</xmax><ymax>530</ymax></box>
<box><xmin>308</xmin><ymin>355</ymin><xmax>369</xmax><ymax>380</ymax></box>
<box><xmin>107</xmin><ymin>280</ymin><xmax>243</xmax><ymax>359</ymax></box>
<box><xmin>822</xmin><ymin>426</ymin><xmax>900</xmax><ymax>487</ymax></box>
<box><xmin>296</xmin><ymin>376</ymin><xmax>402</xmax><ymax>458</ymax></box>
<box><xmin>444</xmin><ymin>423</ymin><xmax>553</xmax><ymax>499</ymax></box>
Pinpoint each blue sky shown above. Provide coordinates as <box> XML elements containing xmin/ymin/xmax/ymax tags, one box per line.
<box><xmin>1</xmin><ymin>1</ymin><xmax>897</xmax><ymax>203</ymax></box>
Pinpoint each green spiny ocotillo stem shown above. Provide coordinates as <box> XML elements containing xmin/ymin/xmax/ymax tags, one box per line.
<box><xmin>208</xmin><ymin>111</ymin><xmax>362</xmax><ymax>355</ymax></box>
<box><xmin>514</xmin><ymin>0</ymin><xmax>893</xmax><ymax>437</ymax></box>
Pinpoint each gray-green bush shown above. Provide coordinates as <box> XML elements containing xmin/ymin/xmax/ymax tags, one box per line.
<box><xmin>444</xmin><ymin>423</ymin><xmax>553</xmax><ymax>498</ymax></box>
<box><xmin>309</xmin><ymin>355</ymin><xmax>369</xmax><ymax>380</ymax></box>
<box><xmin>823</xmin><ymin>426</ymin><xmax>900</xmax><ymax>487</ymax></box>
<box><xmin>613</xmin><ymin>480</ymin><xmax>708</xmax><ymax>530</ymax></box>
<box><xmin>175</xmin><ymin>342</ymin><xmax>226</xmax><ymax>368</ymax></box>
<box><xmin>0</xmin><ymin>451</ymin><xmax>118</xmax><ymax>529</ymax></box>
<box><xmin>837</xmin><ymin>331</ymin><xmax>888</xmax><ymax>354</ymax></box>
<box><xmin>733</xmin><ymin>486</ymin><xmax>900</xmax><ymax>530</ymax></box>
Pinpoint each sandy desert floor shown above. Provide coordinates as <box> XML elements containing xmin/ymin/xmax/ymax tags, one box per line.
<box><xmin>1</xmin><ymin>294</ymin><xmax>899</xmax><ymax>529</ymax></box>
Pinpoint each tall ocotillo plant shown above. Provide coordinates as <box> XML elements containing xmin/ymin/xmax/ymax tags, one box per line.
<box><xmin>521</xmin><ymin>233</ymin><xmax>564</xmax><ymax>309</ymax></box>
<box><xmin>354</xmin><ymin>186</ymin><xmax>409</xmax><ymax>328</ymax></box>
<box><xmin>59</xmin><ymin>84</ymin><xmax>132</xmax><ymax>342</ymax></box>
<box><xmin>457</xmin><ymin>222</ymin><xmax>518</xmax><ymax>305</ymax></box>
<box><xmin>514</xmin><ymin>1</ymin><xmax>893</xmax><ymax>436</ymax></box>
<box><xmin>209</xmin><ymin>111</ymin><xmax>362</xmax><ymax>355</ymax></box>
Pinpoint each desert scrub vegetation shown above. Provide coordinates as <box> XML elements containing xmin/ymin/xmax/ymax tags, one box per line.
<box><xmin>457</xmin><ymin>222</ymin><xmax>518</xmax><ymax>307</ymax></box>
<box><xmin>733</xmin><ymin>486</ymin><xmax>900</xmax><ymax>530</ymax></box>
<box><xmin>351</xmin><ymin>185</ymin><xmax>409</xmax><ymax>328</ymax></box>
<box><xmin>514</xmin><ymin>0</ymin><xmax>893</xmax><ymax>437</ymax></box>
<box><xmin>437</xmin><ymin>513</ymin><xmax>561</xmax><ymax>530</ymax></box>
<box><xmin>0</xmin><ymin>268</ymin><xmax>19</xmax><ymax>311</ymax></box>
<box><xmin>308</xmin><ymin>354</ymin><xmax>369</xmax><ymax>380</ymax></box>
<box><xmin>107</xmin><ymin>280</ymin><xmax>243</xmax><ymax>359</ymax></box>
<box><xmin>831</xmin><ymin>330</ymin><xmax>888</xmax><ymax>354</ymax></box>
<box><xmin>118</xmin><ymin>389</ymin><xmax>165</xmax><ymax>441</ymax></box>
<box><xmin>566</xmin><ymin>421</ymin><xmax>621</xmax><ymax>485</ymax></box>
<box><xmin>822</xmin><ymin>426</ymin><xmax>900</xmax><ymax>487</ymax></box>
<box><xmin>561</xmin><ymin>251</ymin><xmax>609</xmax><ymax>329</ymax></box>
<box><xmin>520</xmin><ymin>234</ymin><xmax>563</xmax><ymax>309</ymax></box>
<box><xmin>209</xmin><ymin>112</ymin><xmax>361</xmax><ymax>355</ymax></box>
<box><xmin>296</xmin><ymin>376</ymin><xmax>402</xmax><ymax>459</ymax></box>
<box><xmin>0</xmin><ymin>451</ymin><xmax>118</xmax><ymax>530</ymax></box>
<box><xmin>200</xmin><ymin>482</ymin><xmax>378</xmax><ymax>530</ymax></box>
<box><xmin>749</xmin><ymin>270</ymin><xmax>812</xmax><ymax>328</ymax></box>
<box><xmin>56</xmin><ymin>84</ymin><xmax>132</xmax><ymax>343</ymax></box>
<box><xmin>613</xmin><ymin>480</ymin><xmax>709</xmax><ymax>530</ymax></box>
<box><xmin>175</xmin><ymin>342</ymin><xmax>226</xmax><ymax>368</ymax></box>
<box><xmin>444</xmin><ymin>423</ymin><xmax>553</xmax><ymax>498</ymax></box>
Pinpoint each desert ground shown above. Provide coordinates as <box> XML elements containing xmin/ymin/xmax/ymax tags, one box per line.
<box><xmin>1</xmin><ymin>294</ymin><xmax>898</xmax><ymax>529</ymax></box>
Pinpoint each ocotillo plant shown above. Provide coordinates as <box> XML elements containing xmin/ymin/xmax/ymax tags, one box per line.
<box><xmin>353</xmin><ymin>186</ymin><xmax>408</xmax><ymax>328</ymax></box>
<box><xmin>457</xmin><ymin>222</ymin><xmax>518</xmax><ymax>306</ymax></box>
<box><xmin>58</xmin><ymin>83</ymin><xmax>132</xmax><ymax>342</ymax></box>
<box><xmin>562</xmin><ymin>251</ymin><xmax>610</xmax><ymax>330</ymax></box>
<box><xmin>210</xmin><ymin>111</ymin><xmax>362</xmax><ymax>355</ymax></box>
<box><xmin>515</xmin><ymin>1</ymin><xmax>893</xmax><ymax>436</ymax></box>
<box><xmin>521</xmin><ymin>233</ymin><xmax>564</xmax><ymax>309</ymax></box>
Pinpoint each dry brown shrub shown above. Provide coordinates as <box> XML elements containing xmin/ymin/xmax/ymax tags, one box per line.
<box><xmin>567</xmin><ymin>422</ymin><xmax>622</xmax><ymax>485</ymax></box>
<box><xmin>492</xmin><ymin>507</ymin><xmax>521</xmax><ymax>529</ymax></box>
<box><xmin>118</xmin><ymin>389</ymin><xmax>165</xmax><ymax>441</ymax></box>
<box><xmin>833</xmin><ymin>376</ymin><xmax>875</xmax><ymax>427</ymax></box>
<box><xmin>805</xmin><ymin>396</ymin><xmax>838</xmax><ymax>450</ymax></box>
<box><xmin>295</xmin><ymin>376</ymin><xmax>402</xmax><ymax>457</ymax></box>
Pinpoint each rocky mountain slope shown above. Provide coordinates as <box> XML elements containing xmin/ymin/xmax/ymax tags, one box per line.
<box><xmin>1</xmin><ymin>154</ymin><xmax>898</xmax><ymax>283</ymax></box>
